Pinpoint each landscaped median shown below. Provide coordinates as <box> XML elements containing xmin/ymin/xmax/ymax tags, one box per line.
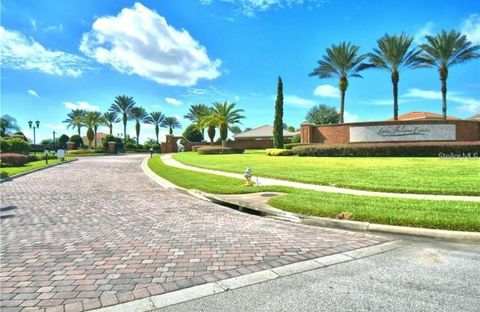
<box><xmin>148</xmin><ymin>156</ymin><xmax>480</xmax><ymax>232</ymax></box>
<box><xmin>0</xmin><ymin>158</ymin><xmax>75</xmax><ymax>180</ymax></box>
<box><xmin>172</xmin><ymin>150</ymin><xmax>480</xmax><ymax>196</ymax></box>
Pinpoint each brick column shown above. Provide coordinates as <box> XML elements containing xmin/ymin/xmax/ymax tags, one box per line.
<box><xmin>107</xmin><ymin>142</ymin><xmax>117</xmax><ymax>154</ymax></box>
<box><xmin>300</xmin><ymin>124</ymin><xmax>314</xmax><ymax>143</ymax></box>
<box><xmin>66</xmin><ymin>142</ymin><xmax>76</xmax><ymax>150</ymax></box>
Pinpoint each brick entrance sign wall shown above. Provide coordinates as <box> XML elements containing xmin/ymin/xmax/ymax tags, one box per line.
<box><xmin>301</xmin><ymin>120</ymin><xmax>480</xmax><ymax>145</ymax></box>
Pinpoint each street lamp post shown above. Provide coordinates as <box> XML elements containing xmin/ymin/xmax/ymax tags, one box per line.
<box><xmin>52</xmin><ymin>131</ymin><xmax>56</xmax><ymax>148</ymax></box>
<box><xmin>28</xmin><ymin>120</ymin><xmax>40</xmax><ymax>145</ymax></box>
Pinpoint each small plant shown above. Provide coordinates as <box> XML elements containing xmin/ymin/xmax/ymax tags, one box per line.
<box><xmin>0</xmin><ymin>153</ymin><xmax>29</xmax><ymax>166</ymax></box>
<box><xmin>197</xmin><ymin>147</ymin><xmax>244</xmax><ymax>155</ymax></box>
<box><xmin>265</xmin><ymin>148</ymin><xmax>294</xmax><ymax>156</ymax></box>
<box><xmin>336</xmin><ymin>211</ymin><xmax>353</xmax><ymax>220</ymax></box>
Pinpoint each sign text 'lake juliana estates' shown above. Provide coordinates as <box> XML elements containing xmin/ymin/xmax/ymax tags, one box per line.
<box><xmin>349</xmin><ymin>124</ymin><xmax>456</xmax><ymax>142</ymax></box>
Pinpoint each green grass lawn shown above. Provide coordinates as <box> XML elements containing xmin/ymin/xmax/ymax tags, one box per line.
<box><xmin>172</xmin><ymin>150</ymin><xmax>480</xmax><ymax>196</ymax></box>
<box><xmin>148</xmin><ymin>156</ymin><xmax>480</xmax><ymax>231</ymax></box>
<box><xmin>1</xmin><ymin>158</ymin><xmax>74</xmax><ymax>179</ymax></box>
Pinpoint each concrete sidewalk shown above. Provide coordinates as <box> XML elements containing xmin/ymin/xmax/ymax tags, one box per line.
<box><xmin>162</xmin><ymin>154</ymin><xmax>480</xmax><ymax>202</ymax></box>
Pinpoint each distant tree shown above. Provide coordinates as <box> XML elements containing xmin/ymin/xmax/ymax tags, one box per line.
<box><xmin>310</xmin><ymin>42</ymin><xmax>369</xmax><ymax>123</ymax></box>
<box><xmin>145</xmin><ymin>112</ymin><xmax>166</xmax><ymax>144</ymax></box>
<box><xmin>58</xmin><ymin>134</ymin><xmax>69</xmax><ymax>148</ymax></box>
<box><xmin>128</xmin><ymin>107</ymin><xmax>149</xmax><ymax>145</ymax></box>
<box><xmin>230</xmin><ymin>126</ymin><xmax>242</xmax><ymax>134</ymax></box>
<box><xmin>63</xmin><ymin>109</ymin><xmax>86</xmax><ymax>136</ymax></box>
<box><xmin>273</xmin><ymin>77</ymin><xmax>284</xmax><ymax>148</ymax></box>
<box><xmin>41</xmin><ymin>138</ymin><xmax>53</xmax><ymax>145</ymax></box>
<box><xmin>110</xmin><ymin>95</ymin><xmax>136</xmax><ymax>148</ymax></box>
<box><xmin>184</xmin><ymin>104</ymin><xmax>210</xmax><ymax>135</ymax></box>
<box><xmin>291</xmin><ymin>134</ymin><xmax>301</xmax><ymax>143</ymax></box>
<box><xmin>367</xmin><ymin>33</ymin><xmax>421</xmax><ymax>120</ymax></box>
<box><xmin>287</xmin><ymin>126</ymin><xmax>296</xmax><ymax>132</ymax></box>
<box><xmin>416</xmin><ymin>29</ymin><xmax>480</xmax><ymax>119</ymax></box>
<box><xmin>244</xmin><ymin>127</ymin><xmax>252</xmax><ymax>132</ymax></box>
<box><xmin>162</xmin><ymin>116</ymin><xmax>182</xmax><ymax>135</ymax></box>
<box><xmin>0</xmin><ymin>115</ymin><xmax>20</xmax><ymax>137</ymax></box>
<box><xmin>102</xmin><ymin>112</ymin><xmax>119</xmax><ymax>135</ymax></box>
<box><xmin>182</xmin><ymin>124</ymin><xmax>204</xmax><ymax>144</ymax></box>
<box><xmin>200</xmin><ymin>102</ymin><xmax>245</xmax><ymax>147</ymax></box>
<box><xmin>82</xmin><ymin>111</ymin><xmax>103</xmax><ymax>148</ymax></box>
<box><xmin>305</xmin><ymin>104</ymin><xmax>340</xmax><ymax>125</ymax></box>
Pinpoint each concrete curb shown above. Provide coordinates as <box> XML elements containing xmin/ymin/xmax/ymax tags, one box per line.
<box><xmin>142</xmin><ymin>156</ymin><xmax>480</xmax><ymax>243</ymax></box>
<box><xmin>92</xmin><ymin>240</ymin><xmax>404</xmax><ymax>312</ymax></box>
<box><xmin>0</xmin><ymin>158</ymin><xmax>78</xmax><ymax>184</ymax></box>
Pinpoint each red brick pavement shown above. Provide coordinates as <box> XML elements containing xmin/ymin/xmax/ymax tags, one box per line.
<box><xmin>0</xmin><ymin>155</ymin><xmax>388</xmax><ymax>311</ymax></box>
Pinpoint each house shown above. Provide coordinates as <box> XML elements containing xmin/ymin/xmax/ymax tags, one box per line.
<box><xmin>82</xmin><ymin>132</ymin><xmax>108</xmax><ymax>148</ymax></box>
<box><xmin>234</xmin><ymin>125</ymin><xmax>298</xmax><ymax>141</ymax></box>
<box><xmin>388</xmin><ymin>111</ymin><xmax>460</xmax><ymax>121</ymax></box>
<box><xmin>466</xmin><ymin>114</ymin><xmax>480</xmax><ymax>121</ymax></box>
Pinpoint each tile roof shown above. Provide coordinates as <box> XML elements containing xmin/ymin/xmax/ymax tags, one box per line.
<box><xmin>234</xmin><ymin>125</ymin><xmax>298</xmax><ymax>139</ymax></box>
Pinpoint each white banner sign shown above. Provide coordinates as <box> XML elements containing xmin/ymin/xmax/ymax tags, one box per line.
<box><xmin>349</xmin><ymin>124</ymin><xmax>456</xmax><ymax>142</ymax></box>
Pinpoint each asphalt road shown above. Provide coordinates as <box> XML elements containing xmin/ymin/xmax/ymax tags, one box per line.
<box><xmin>156</xmin><ymin>237</ymin><xmax>480</xmax><ymax>312</ymax></box>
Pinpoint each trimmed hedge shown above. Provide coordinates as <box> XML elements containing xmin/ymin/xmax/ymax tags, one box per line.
<box><xmin>265</xmin><ymin>148</ymin><xmax>294</xmax><ymax>156</ymax></box>
<box><xmin>0</xmin><ymin>153</ymin><xmax>29</xmax><ymax>166</ymax></box>
<box><xmin>192</xmin><ymin>145</ymin><xmax>210</xmax><ymax>152</ymax></box>
<box><xmin>66</xmin><ymin>149</ymin><xmax>105</xmax><ymax>155</ymax></box>
<box><xmin>0</xmin><ymin>138</ymin><xmax>30</xmax><ymax>154</ymax></box>
<box><xmin>28</xmin><ymin>154</ymin><xmax>57</xmax><ymax>161</ymax></box>
<box><xmin>292</xmin><ymin>143</ymin><xmax>480</xmax><ymax>157</ymax></box>
<box><xmin>284</xmin><ymin>143</ymin><xmax>312</xmax><ymax>150</ymax></box>
<box><xmin>197</xmin><ymin>147</ymin><xmax>245</xmax><ymax>155</ymax></box>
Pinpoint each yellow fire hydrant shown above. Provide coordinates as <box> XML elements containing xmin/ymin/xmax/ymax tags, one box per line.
<box><xmin>244</xmin><ymin>167</ymin><xmax>255</xmax><ymax>186</ymax></box>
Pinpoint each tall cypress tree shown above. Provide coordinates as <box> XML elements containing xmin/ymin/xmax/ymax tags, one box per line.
<box><xmin>273</xmin><ymin>76</ymin><xmax>284</xmax><ymax>148</ymax></box>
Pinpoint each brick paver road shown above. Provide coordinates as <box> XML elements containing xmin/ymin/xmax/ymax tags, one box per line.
<box><xmin>1</xmin><ymin>155</ymin><xmax>388</xmax><ymax>311</ymax></box>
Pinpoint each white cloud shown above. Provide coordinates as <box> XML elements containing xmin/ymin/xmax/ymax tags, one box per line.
<box><xmin>344</xmin><ymin>111</ymin><xmax>358</xmax><ymax>123</ymax></box>
<box><xmin>461</xmin><ymin>13</ymin><xmax>480</xmax><ymax>44</ymax></box>
<box><xmin>44</xmin><ymin>24</ymin><xmax>64</xmax><ymax>32</ymax></box>
<box><xmin>27</xmin><ymin>89</ymin><xmax>39</xmax><ymax>97</ymax></box>
<box><xmin>201</xmin><ymin>0</ymin><xmax>326</xmax><ymax>17</ymax></box>
<box><xmin>284</xmin><ymin>95</ymin><xmax>316</xmax><ymax>108</ymax></box>
<box><xmin>30</xmin><ymin>19</ymin><xmax>37</xmax><ymax>30</ymax></box>
<box><xmin>165</xmin><ymin>97</ymin><xmax>183</xmax><ymax>106</ymax></box>
<box><xmin>80</xmin><ymin>3</ymin><xmax>221</xmax><ymax>86</ymax></box>
<box><xmin>0</xmin><ymin>26</ymin><xmax>88</xmax><ymax>77</ymax></box>
<box><xmin>313</xmin><ymin>84</ymin><xmax>340</xmax><ymax>98</ymax></box>
<box><xmin>414</xmin><ymin>21</ymin><xmax>435</xmax><ymax>44</ymax></box>
<box><xmin>404</xmin><ymin>88</ymin><xmax>480</xmax><ymax>113</ymax></box>
<box><xmin>64</xmin><ymin>101</ymin><xmax>101</xmax><ymax>111</ymax></box>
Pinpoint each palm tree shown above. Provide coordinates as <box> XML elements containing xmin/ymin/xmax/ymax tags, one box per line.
<box><xmin>128</xmin><ymin>107</ymin><xmax>148</xmax><ymax>146</ymax></box>
<box><xmin>63</xmin><ymin>109</ymin><xmax>86</xmax><ymax>136</ymax></box>
<box><xmin>109</xmin><ymin>95</ymin><xmax>136</xmax><ymax>147</ymax></box>
<box><xmin>82</xmin><ymin>111</ymin><xmax>103</xmax><ymax>148</ymax></box>
<box><xmin>200</xmin><ymin>102</ymin><xmax>245</xmax><ymax>147</ymax></box>
<box><xmin>145</xmin><ymin>112</ymin><xmax>166</xmax><ymax>143</ymax></box>
<box><xmin>184</xmin><ymin>104</ymin><xmax>210</xmax><ymax>136</ymax></box>
<box><xmin>0</xmin><ymin>115</ymin><xmax>20</xmax><ymax>137</ymax></box>
<box><xmin>367</xmin><ymin>33</ymin><xmax>422</xmax><ymax>120</ymax></box>
<box><xmin>102</xmin><ymin>112</ymin><xmax>119</xmax><ymax>135</ymax></box>
<box><xmin>416</xmin><ymin>29</ymin><xmax>480</xmax><ymax>119</ymax></box>
<box><xmin>162</xmin><ymin>116</ymin><xmax>182</xmax><ymax>135</ymax></box>
<box><xmin>309</xmin><ymin>42</ymin><xmax>370</xmax><ymax>123</ymax></box>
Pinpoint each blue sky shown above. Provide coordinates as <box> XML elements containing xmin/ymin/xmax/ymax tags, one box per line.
<box><xmin>1</xmin><ymin>0</ymin><xmax>479</xmax><ymax>143</ymax></box>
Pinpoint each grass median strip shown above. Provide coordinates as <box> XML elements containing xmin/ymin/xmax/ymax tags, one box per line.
<box><xmin>172</xmin><ymin>151</ymin><xmax>480</xmax><ymax>196</ymax></box>
<box><xmin>148</xmin><ymin>156</ymin><xmax>480</xmax><ymax>232</ymax></box>
<box><xmin>1</xmin><ymin>158</ymin><xmax>75</xmax><ymax>180</ymax></box>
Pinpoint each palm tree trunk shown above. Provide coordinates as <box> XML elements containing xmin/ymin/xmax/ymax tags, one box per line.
<box><xmin>94</xmin><ymin>126</ymin><xmax>97</xmax><ymax>149</ymax></box>
<box><xmin>77</xmin><ymin>126</ymin><xmax>81</xmax><ymax>136</ymax></box>
<box><xmin>441</xmin><ymin>77</ymin><xmax>447</xmax><ymax>120</ymax></box>
<box><xmin>392</xmin><ymin>72</ymin><xmax>399</xmax><ymax>120</ymax></box>
<box><xmin>109</xmin><ymin>125</ymin><xmax>113</xmax><ymax>135</ymax></box>
<box><xmin>123</xmin><ymin>115</ymin><xmax>127</xmax><ymax>148</ymax></box>
<box><xmin>136</xmin><ymin>122</ymin><xmax>140</xmax><ymax>146</ymax></box>
<box><xmin>155</xmin><ymin>125</ymin><xmax>159</xmax><ymax>143</ymax></box>
<box><xmin>339</xmin><ymin>89</ymin><xmax>345</xmax><ymax>124</ymax></box>
<box><xmin>208</xmin><ymin>125</ymin><xmax>215</xmax><ymax>146</ymax></box>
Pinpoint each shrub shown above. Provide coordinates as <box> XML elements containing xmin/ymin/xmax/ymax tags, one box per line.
<box><xmin>192</xmin><ymin>145</ymin><xmax>210</xmax><ymax>152</ymax></box>
<box><xmin>291</xmin><ymin>134</ymin><xmax>301</xmax><ymax>143</ymax></box>
<box><xmin>144</xmin><ymin>139</ymin><xmax>161</xmax><ymax>152</ymax></box>
<box><xmin>197</xmin><ymin>147</ymin><xmax>244</xmax><ymax>155</ymax></box>
<box><xmin>27</xmin><ymin>153</ymin><xmax>57</xmax><ymax>161</ymax></box>
<box><xmin>125</xmin><ymin>142</ymin><xmax>138</xmax><ymax>149</ymax></box>
<box><xmin>265</xmin><ymin>148</ymin><xmax>294</xmax><ymax>156</ymax></box>
<box><xmin>66</xmin><ymin>149</ymin><xmax>104</xmax><ymax>155</ymax></box>
<box><xmin>102</xmin><ymin>135</ymin><xmax>124</xmax><ymax>151</ymax></box>
<box><xmin>0</xmin><ymin>138</ymin><xmax>29</xmax><ymax>154</ymax></box>
<box><xmin>0</xmin><ymin>153</ymin><xmax>28</xmax><ymax>166</ymax></box>
<box><xmin>58</xmin><ymin>134</ymin><xmax>70</xmax><ymax>148</ymax></box>
<box><xmin>181</xmin><ymin>124</ymin><xmax>204</xmax><ymax>145</ymax></box>
<box><xmin>69</xmin><ymin>135</ymin><xmax>84</xmax><ymax>148</ymax></box>
<box><xmin>284</xmin><ymin>143</ymin><xmax>312</xmax><ymax>150</ymax></box>
<box><xmin>292</xmin><ymin>142</ymin><xmax>480</xmax><ymax>157</ymax></box>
